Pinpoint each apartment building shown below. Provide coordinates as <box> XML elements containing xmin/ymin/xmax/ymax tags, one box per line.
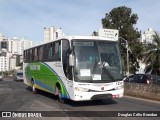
<box><xmin>44</xmin><ymin>26</ymin><xmax>65</xmax><ymax>43</ymax></box>
<box><xmin>0</xmin><ymin>33</ymin><xmax>32</xmax><ymax>71</ymax></box>
<box><xmin>8</xmin><ymin>37</ymin><xmax>32</xmax><ymax>55</ymax></box>
<box><xmin>9</xmin><ymin>55</ymin><xmax>16</xmax><ymax>70</ymax></box>
<box><xmin>0</xmin><ymin>55</ymin><xmax>9</xmax><ymax>71</ymax></box>
<box><xmin>140</xmin><ymin>28</ymin><xmax>155</xmax><ymax>44</ymax></box>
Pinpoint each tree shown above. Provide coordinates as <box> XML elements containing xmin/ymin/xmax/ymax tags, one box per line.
<box><xmin>144</xmin><ymin>31</ymin><xmax>160</xmax><ymax>75</ymax></box>
<box><xmin>101</xmin><ymin>6</ymin><xmax>141</xmax><ymax>74</ymax></box>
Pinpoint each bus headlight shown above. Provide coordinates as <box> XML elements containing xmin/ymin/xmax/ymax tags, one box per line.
<box><xmin>75</xmin><ymin>87</ymin><xmax>89</xmax><ymax>92</ymax></box>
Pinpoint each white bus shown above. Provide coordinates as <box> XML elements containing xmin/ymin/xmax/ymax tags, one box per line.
<box><xmin>23</xmin><ymin>35</ymin><xmax>124</xmax><ymax>103</ymax></box>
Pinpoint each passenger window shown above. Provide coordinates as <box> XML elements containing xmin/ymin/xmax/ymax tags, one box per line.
<box><xmin>54</xmin><ymin>41</ymin><xmax>61</xmax><ymax>61</ymax></box>
<box><xmin>49</xmin><ymin>44</ymin><xmax>53</xmax><ymax>60</ymax></box>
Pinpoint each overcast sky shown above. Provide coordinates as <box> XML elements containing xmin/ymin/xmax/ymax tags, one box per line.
<box><xmin>0</xmin><ymin>0</ymin><xmax>160</xmax><ymax>43</ymax></box>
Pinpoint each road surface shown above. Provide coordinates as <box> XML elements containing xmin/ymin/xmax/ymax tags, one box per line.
<box><xmin>0</xmin><ymin>78</ymin><xmax>160</xmax><ymax>120</ymax></box>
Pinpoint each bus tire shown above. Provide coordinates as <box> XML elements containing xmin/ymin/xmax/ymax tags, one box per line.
<box><xmin>31</xmin><ymin>80</ymin><xmax>37</xmax><ymax>94</ymax></box>
<box><xmin>57</xmin><ymin>86</ymin><xmax>65</xmax><ymax>103</ymax></box>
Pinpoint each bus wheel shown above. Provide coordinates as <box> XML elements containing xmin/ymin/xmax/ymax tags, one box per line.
<box><xmin>57</xmin><ymin>87</ymin><xmax>65</xmax><ymax>103</ymax></box>
<box><xmin>31</xmin><ymin>80</ymin><xmax>37</xmax><ymax>94</ymax></box>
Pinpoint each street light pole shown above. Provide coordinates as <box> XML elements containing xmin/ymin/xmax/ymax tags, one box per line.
<box><xmin>119</xmin><ymin>37</ymin><xmax>129</xmax><ymax>77</ymax></box>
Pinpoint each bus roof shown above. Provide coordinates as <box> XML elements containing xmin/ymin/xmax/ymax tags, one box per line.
<box><xmin>25</xmin><ymin>35</ymin><xmax>118</xmax><ymax>50</ymax></box>
<box><xmin>60</xmin><ymin>35</ymin><xmax>118</xmax><ymax>41</ymax></box>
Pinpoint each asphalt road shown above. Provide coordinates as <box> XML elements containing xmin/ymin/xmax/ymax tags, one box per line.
<box><xmin>0</xmin><ymin>78</ymin><xmax>160</xmax><ymax>120</ymax></box>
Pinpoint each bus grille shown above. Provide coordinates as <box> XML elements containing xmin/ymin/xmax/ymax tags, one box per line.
<box><xmin>91</xmin><ymin>94</ymin><xmax>112</xmax><ymax>100</ymax></box>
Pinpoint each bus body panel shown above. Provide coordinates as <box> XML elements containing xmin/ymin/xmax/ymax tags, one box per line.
<box><xmin>23</xmin><ymin>62</ymin><xmax>70</xmax><ymax>99</ymax></box>
<box><xmin>23</xmin><ymin>35</ymin><xmax>124</xmax><ymax>102</ymax></box>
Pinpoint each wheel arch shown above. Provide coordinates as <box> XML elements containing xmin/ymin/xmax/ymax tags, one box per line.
<box><xmin>55</xmin><ymin>82</ymin><xmax>64</xmax><ymax>95</ymax></box>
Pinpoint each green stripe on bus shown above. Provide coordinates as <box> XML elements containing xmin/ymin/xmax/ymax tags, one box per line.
<box><xmin>25</xmin><ymin>62</ymin><xmax>69</xmax><ymax>98</ymax></box>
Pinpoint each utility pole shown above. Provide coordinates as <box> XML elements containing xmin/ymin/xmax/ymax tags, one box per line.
<box><xmin>119</xmin><ymin>37</ymin><xmax>129</xmax><ymax>77</ymax></box>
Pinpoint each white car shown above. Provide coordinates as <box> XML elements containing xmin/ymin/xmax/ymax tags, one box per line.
<box><xmin>13</xmin><ymin>72</ymin><xmax>23</xmax><ymax>81</ymax></box>
<box><xmin>0</xmin><ymin>75</ymin><xmax>3</xmax><ymax>81</ymax></box>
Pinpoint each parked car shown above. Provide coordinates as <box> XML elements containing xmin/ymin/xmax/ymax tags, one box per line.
<box><xmin>13</xmin><ymin>72</ymin><xmax>23</xmax><ymax>81</ymax></box>
<box><xmin>123</xmin><ymin>74</ymin><xmax>134</xmax><ymax>82</ymax></box>
<box><xmin>132</xmin><ymin>74</ymin><xmax>160</xmax><ymax>85</ymax></box>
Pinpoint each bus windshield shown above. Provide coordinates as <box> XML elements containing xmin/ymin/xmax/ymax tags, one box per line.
<box><xmin>72</xmin><ymin>39</ymin><xmax>123</xmax><ymax>83</ymax></box>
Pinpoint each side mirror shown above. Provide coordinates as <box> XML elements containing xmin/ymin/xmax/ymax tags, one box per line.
<box><xmin>69</xmin><ymin>54</ymin><xmax>75</xmax><ymax>66</ymax></box>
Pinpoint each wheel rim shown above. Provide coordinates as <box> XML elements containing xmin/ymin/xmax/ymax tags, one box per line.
<box><xmin>58</xmin><ymin>89</ymin><xmax>62</xmax><ymax>99</ymax></box>
<box><xmin>32</xmin><ymin>84</ymin><xmax>35</xmax><ymax>91</ymax></box>
<box><xmin>58</xmin><ymin>88</ymin><xmax>65</xmax><ymax>103</ymax></box>
<box><xmin>32</xmin><ymin>81</ymin><xmax>37</xmax><ymax>94</ymax></box>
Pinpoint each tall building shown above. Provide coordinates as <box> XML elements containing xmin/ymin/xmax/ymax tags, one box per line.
<box><xmin>9</xmin><ymin>55</ymin><xmax>16</xmax><ymax>70</ymax></box>
<box><xmin>0</xmin><ymin>33</ymin><xmax>33</xmax><ymax>71</ymax></box>
<box><xmin>140</xmin><ymin>28</ymin><xmax>155</xmax><ymax>44</ymax></box>
<box><xmin>8</xmin><ymin>37</ymin><xmax>32</xmax><ymax>69</ymax></box>
<box><xmin>0</xmin><ymin>33</ymin><xmax>8</xmax><ymax>54</ymax></box>
<box><xmin>0</xmin><ymin>33</ymin><xmax>6</xmax><ymax>41</ymax></box>
<box><xmin>8</xmin><ymin>37</ymin><xmax>32</xmax><ymax>55</ymax></box>
<box><xmin>8</xmin><ymin>37</ymin><xmax>21</xmax><ymax>55</ymax></box>
<box><xmin>0</xmin><ymin>54</ymin><xmax>9</xmax><ymax>72</ymax></box>
<box><xmin>44</xmin><ymin>26</ymin><xmax>65</xmax><ymax>43</ymax></box>
<box><xmin>21</xmin><ymin>38</ymin><xmax>33</xmax><ymax>51</ymax></box>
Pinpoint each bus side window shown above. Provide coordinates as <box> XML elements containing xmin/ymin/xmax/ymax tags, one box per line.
<box><xmin>47</xmin><ymin>44</ymin><xmax>51</xmax><ymax>61</ymax></box>
<box><xmin>49</xmin><ymin>43</ymin><xmax>53</xmax><ymax>60</ymax></box>
<box><xmin>46</xmin><ymin>44</ymin><xmax>49</xmax><ymax>61</ymax></box>
<box><xmin>52</xmin><ymin>43</ymin><xmax>55</xmax><ymax>60</ymax></box>
<box><xmin>37</xmin><ymin>47</ymin><xmax>39</xmax><ymax>61</ymax></box>
<box><xmin>39</xmin><ymin>46</ymin><xmax>43</xmax><ymax>61</ymax></box>
<box><xmin>54</xmin><ymin>41</ymin><xmax>61</xmax><ymax>61</ymax></box>
<box><xmin>34</xmin><ymin>48</ymin><xmax>38</xmax><ymax>61</ymax></box>
<box><xmin>32</xmin><ymin>48</ymin><xmax>35</xmax><ymax>61</ymax></box>
<box><xmin>23</xmin><ymin>51</ymin><xmax>26</xmax><ymax>63</ymax></box>
<box><xmin>58</xmin><ymin>41</ymin><xmax>61</xmax><ymax>60</ymax></box>
<box><xmin>62</xmin><ymin>40</ymin><xmax>72</xmax><ymax>80</ymax></box>
<box><xmin>62</xmin><ymin>40</ymin><xmax>69</xmax><ymax>77</ymax></box>
<box><xmin>34</xmin><ymin>48</ymin><xmax>36</xmax><ymax>61</ymax></box>
<box><xmin>26</xmin><ymin>50</ymin><xmax>29</xmax><ymax>62</ymax></box>
<box><xmin>43</xmin><ymin>45</ymin><xmax>48</xmax><ymax>61</ymax></box>
<box><xmin>29</xmin><ymin>49</ymin><xmax>32</xmax><ymax>62</ymax></box>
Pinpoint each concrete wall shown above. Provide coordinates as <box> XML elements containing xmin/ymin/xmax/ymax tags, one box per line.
<box><xmin>124</xmin><ymin>82</ymin><xmax>160</xmax><ymax>101</ymax></box>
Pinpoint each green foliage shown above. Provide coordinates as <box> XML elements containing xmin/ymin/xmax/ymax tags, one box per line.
<box><xmin>143</xmin><ymin>31</ymin><xmax>160</xmax><ymax>75</ymax></box>
<box><xmin>102</xmin><ymin>6</ymin><xmax>138</xmax><ymax>31</ymax></box>
<box><xmin>101</xmin><ymin>6</ymin><xmax>141</xmax><ymax>74</ymax></box>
